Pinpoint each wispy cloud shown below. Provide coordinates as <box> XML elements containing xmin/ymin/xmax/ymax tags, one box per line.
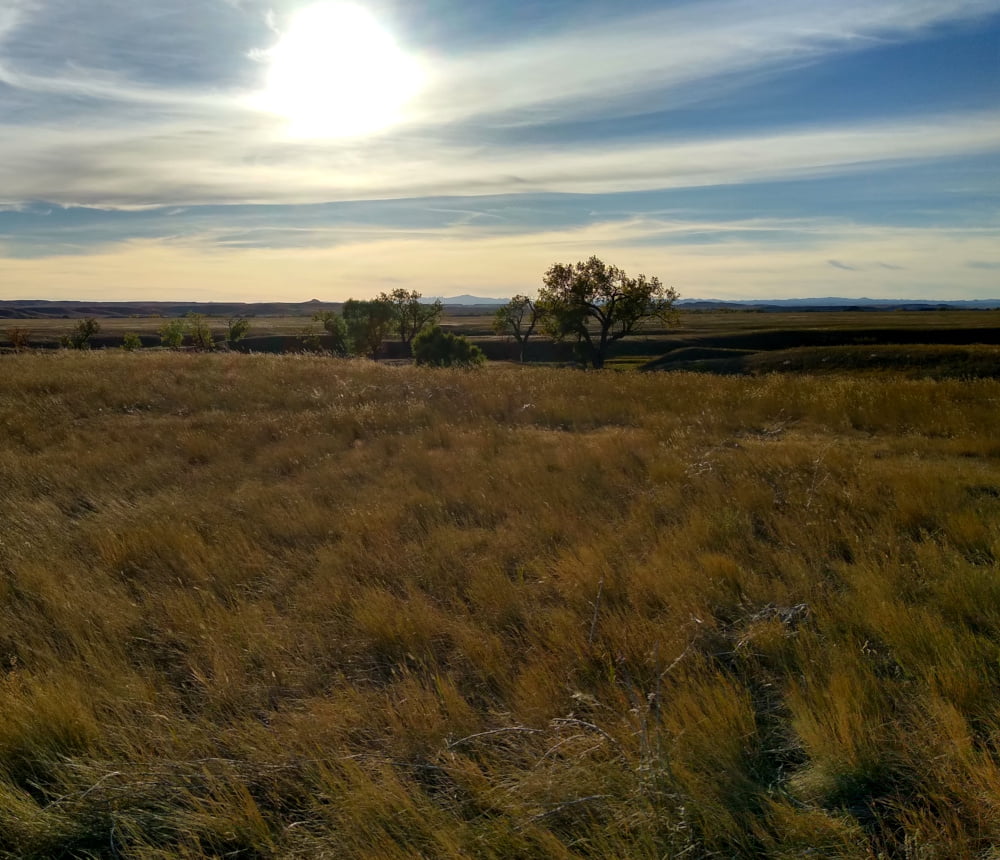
<box><xmin>0</xmin><ymin>62</ymin><xmax>240</xmax><ymax>110</ymax></box>
<box><xmin>0</xmin><ymin>0</ymin><xmax>997</xmax><ymax>299</ymax></box>
<box><xmin>414</xmin><ymin>0</ymin><xmax>1000</xmax><ymax>127</ymax></box>
<box><xmin>3</xmin><ymin>215</ymin><xmax>998</xmax><ymax>301</ymax></box>
<box><xmin>1</xmin><ymin>110</ymin><xmax>998</xmax><ymax>207</ymax></box>
<box><xmin>0</xmin><ymin>0</ymin><xmax>997</xmax><ymax>209</ymax></box>
<box><xmin>4</xmin><ymin>0</ymin><xmax>998</xmax><ymax>127</ymax></box>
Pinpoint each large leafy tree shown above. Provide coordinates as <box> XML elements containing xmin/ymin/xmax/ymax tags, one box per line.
<box><xmin>378</xmin><ymin>289</ymin><xmax>443</xmax><ymax>348</ymax></box>
<box><xmin>342</xmin><ymin>299</ymin><xmax>396</xmax><ymax>360</ymax></box>
<box><xmin>538</xmin><ymin>256</ymin><xmax>678</xmax><ymax>369</ymax></box>
<box><xmin>492</xmin><ymin>295</ymin><xmax>538</xmax><ymax>362</ymax></box>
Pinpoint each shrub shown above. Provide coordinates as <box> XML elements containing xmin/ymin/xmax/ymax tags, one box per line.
<box><xmin>6</xmin><ymin>327</ymin><xmax>30</xmax><ymax>352</ymax></box>
<box><xmin>121</xmin><ymin>332</ymin><xmax>143</xmax><ymax>351</ymax></box>
<box><xmin>185</xmin><ymin>313</ymin><xmax>215</xmax><ymax>350</ymax></box>
<box><xmin>412</xmin><ymin>326</ymin><xmax>485</xmax><ymax>367</ymax></box>
<box><xmin>226</xmin><ymin>316</ymin><xmax>252</xmax><ymax>346</ymax></box>
<box><xmin>158</xmin><ymin>319</ymin><xmax>185</xmax><ymax>349</ymax></box>
<box><xmin>61</xmin><ymin>318</ymin><xmax>101</xmax><ymax>350</ymax></box>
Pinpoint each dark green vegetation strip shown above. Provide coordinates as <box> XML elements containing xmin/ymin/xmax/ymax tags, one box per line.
<box><xmin>645</xmin><ymin>344</ymin><xmax>1000</xmax><ymax>378</ymax></box>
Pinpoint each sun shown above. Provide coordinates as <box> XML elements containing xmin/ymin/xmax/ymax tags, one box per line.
<box><xmin>258</xmin><ymin>2</ymin><xmax>424</xmax><ymax>139</ymax></box>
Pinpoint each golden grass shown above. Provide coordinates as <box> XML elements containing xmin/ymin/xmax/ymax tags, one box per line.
<box><xmin>0</xmin><ymin>350</ymin><xmax>998</xmax><ymax>857</ymax></box>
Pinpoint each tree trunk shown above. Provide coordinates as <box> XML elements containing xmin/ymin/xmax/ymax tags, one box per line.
<box><xmin>590</xmin><ymin>330</ymin><xmax>609</xmax><ymax>369</ymax></box>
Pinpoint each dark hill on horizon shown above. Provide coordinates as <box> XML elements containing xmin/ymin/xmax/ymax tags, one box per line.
<box><xmin>678</xmin><ymin>297</ymin><xmax>1000</xmax><ymax>311</ymax></box>
<box><xmin>1</xmin><ymin>296</ymin><xmax>998</xmax><ymax>319</ymax></box>
<box><xmin>0</xmin><ymin>297</ymin><xmax>506</xmax><ymax>319</ymax></box>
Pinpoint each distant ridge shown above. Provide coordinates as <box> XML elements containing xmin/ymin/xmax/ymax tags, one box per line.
<box><xmin>432</xmin><ymin>295</ymin><xmax>509</xmax><ymax>306</ymax></box>
<box><xmin>436</xmin><ymin>296</ymin><xmax>1000</xmax><ymax>309</ymax></box>
<box><xmin>0</xmin><ymin>296</ymin><xmax>510</xmax><ymax>319</ymax></box>
<box><xmin>678</xmin><ymin>297</ymin><xmax>1000</xmax><ymax>311</ymax></box>
<box><xmin>1</xmin><ymin>296</ymin><xmax>997</xmax><ymax>320</ymax></box>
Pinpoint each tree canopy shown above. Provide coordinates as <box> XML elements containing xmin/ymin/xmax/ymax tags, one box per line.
<box><xmin>537</xmin><ymin>256</ymin><xmax>678</xmax><ymax>368</ymax></box>
<box><xmin>342</xmin><ymin>299</ymin><xmax>396</xmax><ymax>360</ymax></box>
<box><xmin>493</xmin><ymin>295</ymin><xmax>538</xmax><ymax>362</ymax></box>
<box><xmin>378</xmin><ymin>289</ymin><xmax>443</xmax><ymax>348</ymax></box>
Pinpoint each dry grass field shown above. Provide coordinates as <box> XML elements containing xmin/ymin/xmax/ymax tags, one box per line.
<box><xmin>1</xmin><ymin>351</ymin><xmax>999</xmax><ymax>857</ymax></box>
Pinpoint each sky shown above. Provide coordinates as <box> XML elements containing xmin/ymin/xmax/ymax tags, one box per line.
<box><xmin>0</xmin><ymin>0</ymin><xmax>998</xmax><ymax>302</ymax></box>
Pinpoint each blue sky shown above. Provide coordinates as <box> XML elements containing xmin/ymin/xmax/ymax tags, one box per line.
<box><xmin>0</xmin><ymin>0</ymin><xmax>998</xmax><ymax>301</ymax></box>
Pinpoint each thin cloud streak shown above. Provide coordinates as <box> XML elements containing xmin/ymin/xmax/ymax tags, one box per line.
<box><xmin>3</xmin><ymin>217</ymin><xmax>998</xmax><ymax>301</ymax></box>
<box><xmin>0</xmin><ymin>62</ymin><xmax>245</xmax><ymax>110</ymax></box>
<box><xmin>1</xmin><ymin>111</ymin><xmax>997</xmax><ymax>207</ymax></box>
<box><xmin>5</xmin><ymin>208</ymin><xmax>997</xmax><ymax>257</ymax></box>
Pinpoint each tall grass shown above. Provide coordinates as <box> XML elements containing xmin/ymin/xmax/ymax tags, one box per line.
<box><xmin>0</xmin><ymin>350</ymin><xmax>998</xmax><ymax>857</ymax></box>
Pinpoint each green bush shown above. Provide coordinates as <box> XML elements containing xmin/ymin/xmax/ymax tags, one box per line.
<box><xmin>121</xmin><ymin>332</ymin><xmax>143</xmax><ymax>351</ymax></box>
<box><xmin>412</xmin><ymin>326</ymin><xmax>485</xmax><ymax>367</ymax></box>
<box><xmin>226</xmin><ymin>316</ymin><xmax>251</xmax><ymax>346</ymax></box>
<box><xmin>158</xmin><ymin>319</ymin><xmax>185</xmax><ymax>349</ymax></box>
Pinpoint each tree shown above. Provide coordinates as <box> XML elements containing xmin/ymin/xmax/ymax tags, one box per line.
<box><xmin>412</xmin><ymin>326</ymin><xmax>485</xmax><ymax>368</ymax></box>
<box><xmin>493</xmin><ymin>295</ymin><xmax>538</xmax><ymax>362</ymax></box>
<box><xmin>312</xmin><ymin>310</ymin><xmax>351</xmax><ymax>356</ymax></box>
<box><xmin>537</xmin><ymin>256</ymin><xmax>678</xmax><ymax>369</ymax></box>
<box><xmin>185</xmin><ymin>313</ymin><xmax>214</xmax><ymax>350</ymax></box>
<box><xmin>379</xmin><ymin>289</ymin><xmax>443</xmax><ymax>348</ymax></box>
<box><xmin>342</xmin><ymin>299</ymin><xmax>395</xmax><ymax>360</ymax></box>
<box><xmin>62</xmin><ymin>318</ymin><xmax>100</xmax><ymax>350</ymax></box>
<box><xmin>159</xmin><ymin>319</ymin><xmax>185</xmax><ymax>349</ymax></box>
<box><xmin>226</xmin><ymin>316</ymin><xmax>251</xmax><ymax>347</ymax></box>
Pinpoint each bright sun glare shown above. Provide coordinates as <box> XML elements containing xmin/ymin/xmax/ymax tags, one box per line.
<box><xmin>259</xmin><ymin>2</ymin><xmax>424</xmax><ymax>139</ymax></box>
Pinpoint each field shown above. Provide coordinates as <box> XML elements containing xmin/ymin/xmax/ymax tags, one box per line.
<box><xmin>5</xmin><ymin>306</ymin><xmax>1000</xmax><ymax>378</ymax></box>
<box><xmin>1</xmin><ymin>349</ymin><xmax>999</xmax><ymax>857</ymax></box>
